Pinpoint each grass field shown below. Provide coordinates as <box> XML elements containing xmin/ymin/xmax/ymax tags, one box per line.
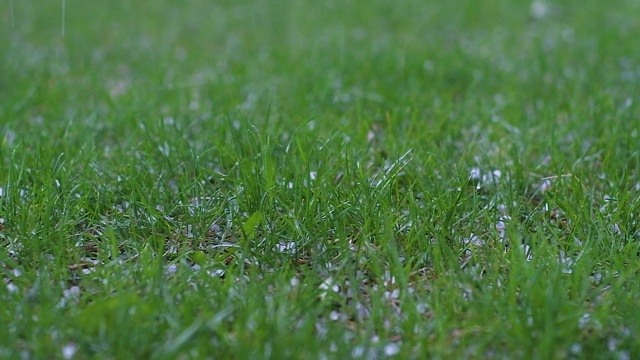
<box><xmin>2</xmin><ymin>0</ymin><xmax>640</xmax><ymax>358</ymax></box>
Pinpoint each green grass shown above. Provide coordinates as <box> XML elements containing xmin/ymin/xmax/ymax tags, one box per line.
<box><xmin>2</xmin><ymin>0</ymin><xmax>640</xmax><ymax>358</ymax></box>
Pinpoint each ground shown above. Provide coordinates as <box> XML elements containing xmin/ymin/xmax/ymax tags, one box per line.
<box><xmin>1</xmin><ymin>0</ymin><xmax>640</xmax><ymax>358</ymax></box>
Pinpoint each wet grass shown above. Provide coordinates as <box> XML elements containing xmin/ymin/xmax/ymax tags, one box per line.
<box><xmin>1</xmin><ymin>0</ymin><xmax>640</xmax><ymax>358</ymax></box>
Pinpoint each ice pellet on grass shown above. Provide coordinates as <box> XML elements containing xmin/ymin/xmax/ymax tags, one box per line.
<box><xmin>384</xmin><ymin>343</ymin><xmax>400</xmax><ymax>356</ymax></box>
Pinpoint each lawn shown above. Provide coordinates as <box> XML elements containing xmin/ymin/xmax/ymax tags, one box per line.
<box><xmin>1</xmin><ymin>0</ymin><xmax>640</xmax><ymax>358</ymax></box>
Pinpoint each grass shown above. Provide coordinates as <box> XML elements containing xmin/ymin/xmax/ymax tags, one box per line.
<box><xmin>1</xmin><ymin>0</ymin><xmax>640</xmax><ymax>358</ymax></box>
